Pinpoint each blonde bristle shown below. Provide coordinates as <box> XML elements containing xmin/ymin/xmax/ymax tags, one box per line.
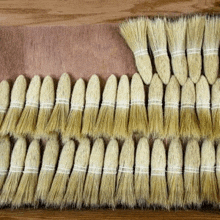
<box><xmin>34</xmin><ymin>137</ymin><xmax>59</xmax><ymax>206</ymax></box>
<box><xmin>116</xmin><ymin>138</ymin><xmax>136</xmax><ymax>208</ymax></box>
<box><xmin>0</xmin><ymin>136</ymin><xmax>10</xmax><ymax>190</ymax></box>
<box><xmin>120</xmin><ymin>18</ymin><xmax>152</xmax><ymax>84</ymax></box>
<box><xmin>61</xmin><ymin>138</ymin><xmax>90</xmax><ymax>209</ymax></box>
<box><xmin>0</xmin><ymin>138</ymin><xmax>27</xmax><ymax>206</ymax></box>
<box><xmin>167</xmin><ymin>139</ymin><xmax>184</xmax><ymax>209</ymax></box>
<box><xmin>216</xmin><ymin>143</ymin><xmax>220</xmax><ymax>202</ymax></box>
<box><xmin>180</xmin><ymin>78</ymin><xmax>200</xmax><ymax>141</ymax></box>
<box><xmin>148</xmin><ymin>18</ymin><xmax>170</xmax><ymax>84</ymax></box>
<box><xmin>46</xmin><ymin>73</ymin><xmax>71</xmax><ymax>135</ymax></box>
<box><xmin>164</xmin><ymin>76</ymin><xmax>180</xmax><ymax>140</ymax></box>
<box><xmin>135</xmin><ymin>137</ymin><xmax>150</xmax><ymax>208</ymax></box>
<box><xmin>165</xmin><ymin>17</ymin><xmax>187</xmax><ymax>86</ymax></box>
<box><xmin>35</xmin><ymin>76</ymin><xmax>55</xmax><ymax>139</ymax></box>
<box><xmin>148</xmin><ymin>73</ymin><xmax>164</xmax><ymax>139</ymax></box>
<box><xmin>113</xmin><ymin>75</ymin><xmax>130</xmax><ymax>140</ymax></box>
<box><xmin>150</xmin><ymin>139</ymin><xmax>168</xmax><ymax>209</ymax></box>
<box><xmin>128</xmin><ymin>73</ymin><xmax>148</xmax><ymax>137</ymax></box>
<box><xmin>0</xmin><ymin>80</ymin><xmax>10</xmax><ymax>128</ymax></box>
<box><xmin>0</xmin><ymin>75</ymin><xmax>27</xmax><ymax>136</ymax></box>
<box><xmin>196</xmin><ymin>75</ymin><xmax>212</xmax><ymax>139</ymax></box>
<box><xmin>184</xmin><ymin>139</ymin><xmax>201</xmax><ymax>208</ymax></box>
<box><xmin>187</xmin><ymin>15</ymin><xmax>205</xmax><ymax>83</ymax></box>
<box><xmin>203</xmin><ymin>16</ymin><xmax>220</xmax><ymax>85</ymax></box>
<box><xmin>16</xmin><ymin>75</ymin><xmax>41</xmax><ymax>137</ymax></box>
<box><xmin>12</xmin><ymin>140</ymin><xmax>40</xmax><ymax>208</ymax></box>
<box><xmin>81</xmin><ymin>74</ymin><xmax>100</xmax><ymax>138</ymax></box>
<box><xmin>99</xmin><ymin>139</ymin><xmax>119</xmax><ymax>208</ymax></box>
<box><xmin>83</xmin><ymin>138</ymin><xmax>104</xmax><ymax>208</ymax></box>
<box><xmin>46</xmin><ymin>140</ymin><xmax>75</xmax><ymax>208</ymax></box>
<box><xmin>94</xmin><ymin>74</ymin><xmax>117</xmax><ymax>139</ymax></box>
<box><xmin>63</xmin><ymin>78</ymin><xmax>85</xmax><ymax>141</ymax></box>
<box><xmin>200</xmin><ymin>140</ymin><xmax>218</xmax><ymax>206</ymax></box>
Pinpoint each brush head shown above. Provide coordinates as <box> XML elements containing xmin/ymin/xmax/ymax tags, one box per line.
<box><xmin>0</xmin><ymin>80</ymin><xmax>10</xmax><ymax>120</ymax></box>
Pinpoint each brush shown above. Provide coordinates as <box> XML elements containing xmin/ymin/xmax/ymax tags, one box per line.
<box><xmin>63</xmin><ymin>78</ymin><xmax>85</xmax><ymax>141</ymax></box>
<box><xmin>212</xmin><ymin>79</ymin><xmax>220</xmax><ymax>142</ymax></box>
<box><xmin>164</xmin><ymin>76</ymin><xmax>180</xmax><ymax>141</ymax></box>
<box><xmin>81</xmin><ymin>74</ymin><xmax>100</xmax><ymax>138</ymax></box>
<box><xmin>148</xmin><ymin>73</ymin><xmax>164</xmax><ymax>139</ymax></box>
<box><xmin>120</xmin><ymin>17</ymin><xmax>152</xmax><ymax>84</ymax></box>
<box><xmin>216</xmin><ymin>143</ymin><xmax>220</xmax><ymax>203</ymax></box>
<box><xmin>116</xmin><ymin>138</ymin><xmax>136</xmax><ymax>208</ymax></box>
<box><xmin>196</xmin><ymin>75</ymin><xmax>212</xmax><ymax>139</ymax></box>
<box><xmin>35</xmin><ymin>76</ymin><xmax>55</xmax><ymax>139</ymax></box>
<box><xmin>34</xmin><ymin>136</ymin><xmax>59</xmax><ymax>206</ymax></box>
<box><xmin>200</xmin><ymin>139</ymin><xmax>218</xmax><ymax>206</ymax></box>
<box><xmin>0</xmin><ymin>80</ymin><xmax>10</xmax><ymax>128</ymax></box>
<box><xmin>46</xmin><ymin>73</ymin><xmax>71</xmax><ymax>135</ymax></box>
<box><xmin>135</xmin><ymin>137</ymin><xmax>150</xmax><ymax>208</ymax></box>
<box><xmin>165</xmin><ymin>17</ymin><xmax>187</xmax><ymax>86</ymax></box>
<box><xmin>0</xmin><ymin>75</ymin><xmax>27</xmax><ymax>136</ymax></box>
<box><xmin>167</xmin><ymin>138</ymin><xmax>184</xmax><ymax>209</ymax></box>
<box><xmin>46</xmin><ymin>140</ymin><xmax>75</xmax><ymax>208</ymax></box>
<box><xmin>83</xmin><ymin>138</ymin><xmax>104</xmax><ymax>208</ymax></box>
<box><xmin>99</xmin><ymin>138</ymin><xmax>119</xmax><ymax>209</ymax></box>
<box><xmin>16</xmin><ymin>75</ymin><xmax>41</xmax><ymax>137</ymax></box>
<box><xmin>0</xmin><ymin>136</ymin><xmax>10</xmax><ymax>191</ymax></box>
<box><xmin>186</xmin><ymin>15</ymin><xmax>205</xmax><ymax>83</ymax></box>
<box><xmin>113</xmin><ymin>75</ymin><xmax>130</xmax><ymax>141</ymax></box>
<box><xmin>61</xmin><ymin>138</ymin><xmax>90</xmax><ymax>209</ymax></box>
<box><xmin>12</xmin><ymin>139</ymin><xmax>40</xmax><ymax>208</ymax></box>
<box><xmin>128</xmin><ymin>73</ymin><xmax>148</xmax><ymax>138</ymax></box>
<box><xmin>150</xmin><ymin>138</ymin><xmax>168</xmax><ymax>209</ymax></box>
<box><xmin>94</xmin><ymin>74</ymin><xmax>117</xmax><ymax>139</ymax></box>
<box><xmin>203</xmin><ymin>16</ymin><xmax>220</xmax><ymax>85</ymax></box>
<box><xmin>148</xmin><ymin>18</ymin><xmax>171</xmax><ymax>84</ymax></box>
<box><xmin>184</xmin><ymin>139</ymin><xmax>201</xmax><ymax>208</ymax></box>
<box><xmin>0</xmin><ymin>137</ymin><xmax>27</xmax><ymax>206</ymax></box>
<box><xmin>180</xmin><ymin>78</ymin><xmax>200</xmax><ymax>141</ymax></box>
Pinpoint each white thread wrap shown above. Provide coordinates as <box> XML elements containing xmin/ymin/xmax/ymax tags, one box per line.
<box><xmin>187</xmin><ymin>48</ymin><xmax>201</xmax><ymax>55</ymax></box>
<box><xmin>130</xmin><ymin>100</ymin><xmax>145</xmax><ymax>106</ymax></box>
<box><xmin>184</xmin><ymin>166</ymin><xmax>199</xmax><ymax>174</ymax></box>
<box><xmin>153</xmin><ymin>49</ymin><xmax>167</xmax><ymax>58</ymax></box>
<box><xmin>135</xmin><ymin>165</ymin><xmax>149</xmax><ymax>174</ymax></box>
<box><xmin>216</xmin><ymin>165</ymin><xmax>220</xmax><ymax>172</ymax></box>
<box><xmin>116</xmin><ymin>102</ymin><xmax>129</xmax><ymax>109</ymax></box>
<box><xmin>40</xmin><ymin>102</ymin><xmax>54</xmax><ymax>109</ymax></box>
<box><xmin>71</xmin><ymin>104</ymin><xmax>84</xmax><ymax>111</ymax></box>
<box><xmin>165</xmin><ymin>102</ymin><xmax>179</xmax><ymax>109</ymax></box>
<box><xmin>23</xmin><ymin>167</ymin><xmax>38</xmax><ymax>174</ymax></box>
<box><xmin>85</xmin><ymin>102</ymin><xmax>99</xmax><ymax>108</ymax></box>
<box><xmin>10</xmin><ymin>101</ymin><xmax>23</xmax><ymax>109</ymax></box>
<box><xmin>56</xmin><ymin>98</ymin><xmax>69</xmax><ymax>105</ymax></box>
<box><xmin>196</xmin><ymin>103</ymin><xmax>210</xmax><ymax>109</ymax></box>
<box><xmin>167</xmin><ymin>166</ymin><xmax>182</xmax><ymax>174</ymax></box>
<box><xmin>171</xmin><ymin>50</ymin><xmax>185</xmax><ymax>58</ymax></box>
<box><xmin>9</xmin><ymin>165</ymin><xmax>23</xmax><ymax>173</ymax></box>
<box><xmin>0</xmin><ymin>168</ymin><xmax>8</xmax><ymax>175</ymax></box>
<box><xmin>103</xmin><ymin>167</ymin><xmax>117</xmax><ymax>175</ymax></box>
<box><xmin>200</xmin><ymin>165</ymin><xmax>215</xmax><ymax>173</ymax></box>
<box><xmin>181</xmin><ymin>103</ymin><xmax>195</xmax><ymax>109</ymax></box>
<box><xmin>57</xmin><ymin>167</ymin><xmax>71</xmax><ymax>175</ymax></box>
<box><xmin>118</xmin><ymin>166</ymin><xmax>133</xmax><ymax>174</ymax></box>
<box><xmin>151</xmin><ymin>168</ymin><xmax>165</xmax><ymax>176</ymax></box>
<box><xmin>88</xmin><ymin>166</ymin><xmax>102</xmax><ymax>175</ymax></box>
<box><xmin>41</xmin><ymin>164</ymin><xmax>55</xmax><ymax>172</ymax></box>
<box><xmin>101</xmin><ymin>101</ymin><xmax>115</xmax><ymax>108</ymax></box>
<box><xmin>148</xmin><ymin>99</ymin><xmax>162</xmax><ymax>106</ymax></box>
<box><xmin>134</xmin><ymin>49</ymin><xmax>148</xmax><ymax>57</ymax></box>
<box><xmin>26</xmin><ymin>101</ymin><xmax>39</xmax><ymax>108</ymax></box>
<box><xmin>203</xmin><ymin>48</ymin><xmax>218</xmax><ymax>56</ymax></box>
<box><xmin>73</xmin><ymin>164</ymin><xmax>87</xmax><ymax>173</ymax></box>
<box><xmin>212</xmin><ymin>104</ymin><xmax>220</xmax><ymax>110</ymax></box>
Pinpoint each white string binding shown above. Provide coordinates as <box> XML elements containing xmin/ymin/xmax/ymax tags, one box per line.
<box><xmin>103</xmin><ymin>167</ymin><xmax>117</xmax><ymax>175</ymax></box>
<box><xmin>71</xmin><ymin>104</ymin><xmax>84</xmax><ymax>111</ymax></box>
<box><xmin>101</xmin><ymin>101</ymin><xmax>115</xmax><ymax>108</ymax></box>
<box><xmin>85</xmin><ymin>102</ymin><xmax>99</xmax><ymax>108</ymax></box>
<box><xmin>26</xmin><ymin>101</ymin><xmax>39</xmax><ymax>108</ymax></box>
<box><xmin>167</xmin><ymin>166</ymin><xmax>182</xmax><ymax>174</ymax></box>
<box><xmin>117</xmin><ymin>102</ymin><xmax>129</xmax><ymax>109</ymax></box>
<box><xmin>88</xmin><ymin>166</ymin><xmax>102</xmax><ymax>175</ymax></box>
<box><xmin>23</xmin><ymin>167</ymin><xmax>38</xmax><ymax>174</ymax></box>
<box><xmin>41</xmin><ymin>164</ymin><xmax>55</xmax><ymax>172</ymax></box>
<box><xmin>0</xmin><ymin>169</ymin><xmax>8</xmax><ymax>175</ymax></box>
<box><xmin>56</xmin><ymin>98</ymin><xmax>69</xmax><ymax>105</ymax></box>
<box><xmin>118</xmin><ymin>166</ymin><xmax>133</xmax><ymax>174</ymax></box>
<box><xmin>130</xmin><ymin>100</ymin><xmax>145</xmax><ymax>106</ymax></box>
<box><xmin>184</xmin><ymin>166</ymin><xmax>199</xmax><ymax>174</ymax></box>
<box><xmin>151</xmin><ymin>168</ymin><xmax>165</xmax><ymax>176</ymax></box>
<box><xmin>165</xmin><ymin>102</ymin><xmax>179</xmax><ymax>109</ymax></box>
<box><xmin>212</xmin><ymin>104</ymin><xmax>220</xmax><ymax>110</ymax></box>
<box><xmin>10</xmin><ymin>166</ymin><xmax>23</xmax><ymax>173</ymax></box>
<box><xmin>200</xmin><ymin>165</ymin><xmax>215</xmax><ymax>173</ymax></box>
<box><xmin>134</xmin><ymin>49</ymin><xmax>148</xmax><ymax>57</ymax></box>
<box><xmin>196</xmin><ymin>103</ymin><xmax>210</xmax><ymax>109</ymax></box>
<box><xmin>171</xmin><ymin>50</ymin><xmax>185</xmax><ymax>58</ymax></box>
<box><xmin>73</xmin><ymin>164</ymin><xmax>87</xmax><ymax>172</ymax></box>
<box><xmin>216</xmin><ymin>165</ymin><xmax>220</xmax><ymax>172</ymax></box>
<box><xmin>40</xmin><ymin>102</ymin><xmax>54</xmax><ymax>109</ymax></box>
<box><xmin>0</xmin><ymin>106</ymin><xmax>7</xmax><ymax>113</ymax></box>
<box><xmin>57</xmin><ymin>167</ymin><xmax>71</xmax><ymax>175</ymax></box>
<box><xmin>10</xmin><ymin>101</ymin><xmax>23</xmax><ymax>109</ymax></box>
<box><xmin>153</xmin><ymin>49</ymin><xmax>167</xmax><ymax>58</ymax></box>
<box><xmin>135</xmin><ymin>165</ymin><xmax>149</xmax><ymax>174</ymax></box>
<box><xmin>187</xmin><ymin>48</ymin><xmax>201</xmax><ymax>55</ymax></box>
<box><xmin>148</xmin><ymin>99</ymin><xmax>162</xmax><ymax>106</ymax></box>
<box><xmin>203</xmin><ymin>48</ymin><xmax>218</xmax><ymax>56</ymax></box>
<box><xmin>181</xmin><ymin>103</ymin><xmax>195</xmax><ymax>109</ymax></box>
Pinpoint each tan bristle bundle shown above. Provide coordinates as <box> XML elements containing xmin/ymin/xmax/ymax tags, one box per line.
<box><xmin>81</xmin><ymin>74</ymin><xmax>100</xmax><ymax>138</ymax></box>
<box><xmin>0</xmin><ymin>138</ymin><xmax>27</xmax><ymax>206</ymax></box>
<box><xmin>116</xmin><ymin>138</ymin><xmax>136</xmax><ymax>208</ymax></box>
<box><xmin>113</xmin><ymin>75</ymin><xmax>130</xmax><ymax>140</ymax></box>
<box><xmin>83</xmin><ymin>138</ymin><xmax>104</xmax><ymax>208</ymax></box>
<box><xmin>187</xmin><ymin>15</ymin><xmax>205</xmax><ymax>83</ymax></box>
<box><xmin>165</xmin><ymin>17</ymin><xmax>187</xmax><ymax>86</ymax></box>
<box><xmin>35</xmin><ymin>76</ymin><xmax>55</xmax><ymax>139</ymax></box>
<box><xmin>63</xmin><ymin>78</ymin><xmax>85</xmax><ymax>141</ymax></box>
<box><xmin>46</xmin><ymin>73</ymin><xmax>71</xmax><ymax>135</ymax></box>
<box><xmin>34</xmin><ymin>137</ymin><xmax>59</xmax><ymax>206</ymax></box>
<box><xmin>120</xmin><ymin>18</ymin><xmax>152</xmax><ymax>84</ymax></box>
<box><xmin>61</xmin><ymin>138</ymin><xmax>90</xmax><ymax>209</ymax></box>
<box><xmin>46</xmin><ymin>140</ymin><xmax>75</xmax><ymax>208</ymax></box>
<box><xmin>164</xmin><ymin>76</ymin><xmax>180</xmax><ymax>140</ymax></box>
<box><xmin>0</xmin><ymin>75</ymin><xmax>27</xmax><ymax>136</ymax></box>
<box><xmin>128</xmin><ymin>73</ymin><xmax>148</xmax><ymax>137</ymax></box>
<box><xmin>180</xmin><ymin>78</ymin><xmax>200</xmax><ymax>141</ymax></box>
<box><xmin>0</xmin><ymin>136</ymin><xmax>10</xmax><ymax>190</ymax></box>
<box><xmin>99</xmin><ymin>139</ymin><xmax>119</xmax><ymax>208</ymax></box>
<box><xmin>16</xmin><ymin>75</ymin><xmax>41</xmax><ymax>137</ymax></box>
<box><xmin>150</xmin><ymin>139</ymin><xmax>167</xmax><ymax>209</ymax></box>
<box><xmin>0</xmin><ymin>80</ymin><xmax>10</xmax><ymax>128</ymax></box>
<box><xmin>167</xmin><ymin>138</ymin><xmax>184</xmax><ymax>209</ymax></box>
<box><xmin>148</xmin><ymin>73</ymin><xmax>164</xmax><ymax>139</ymax></box>
<box><xmin>200</xmin><ymin>140</ymin><xmax>218</xmax><ymax>205</ymax></box>
<box><xmin>203</xmin><ymin>16</ymin><xmax>220</xmax><ymax>85</ymax></box>
<box><xmin>12</xmin><ymin>139</ymin><xmax>40</xmax><ymax>208</ymax></box>
<box><xmin>184</xmin><ymin>139</ymin><xmax>201</xmax><ymax>208</ymax></box>
<box><xmin>196</xmin><ymin>75</ymin><xmax>212</xmax><ymax>139</ymax></box>
<box><xmin>148</xmin><ymin>18</ymin><xmax>170</xmax><ymax>84</ymax></box>
<box><xmin>216</xmin><ymin>143</ymin><xmax>220</xmax><ymax>202</ymax></box>
<box><xmin>94</xmin><ymin>74</ymin><xmax>117</xmax><ymax>139</ymax></box>
<box><xmin>135</xmin><ymin>137</ymin><xmax>150</xmax><ymax>208</ymax></box>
